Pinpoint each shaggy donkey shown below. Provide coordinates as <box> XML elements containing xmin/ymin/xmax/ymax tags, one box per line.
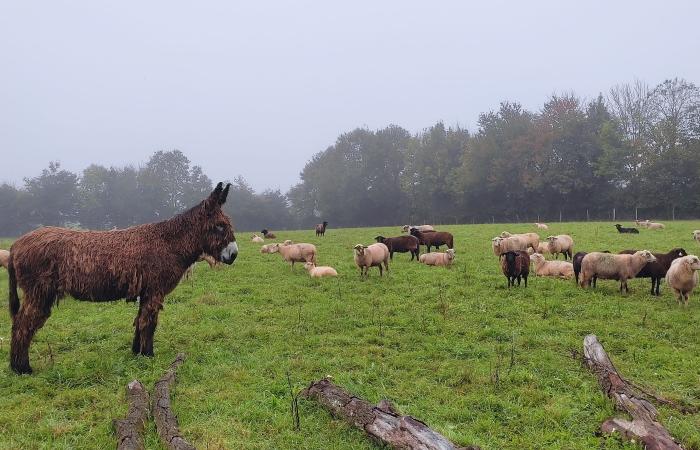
<box><xmin>8</xmin><ymin>182</ymin><xmax>238</xmax><ymax>374</ymax></box>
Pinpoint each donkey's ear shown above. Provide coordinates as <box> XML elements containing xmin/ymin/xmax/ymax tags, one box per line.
<box><xmin>205</xmin><ymin>182</ymin><xmax>224</xmax><ymax>209</ymax></box>
<box><xmin>219</xmin><ymin>183</ymin><xmax>231</xmax><ymax>205</ymax></box>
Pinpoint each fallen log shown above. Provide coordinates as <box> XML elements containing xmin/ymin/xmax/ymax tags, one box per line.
<box><xmin>301</xmin><ymin>377</ymin><xmax>479</xmax><ymax>450</ymax></box>
<box><xmin>113</xmin><ymin>379</ymin><xmax>149</xmax><ymax>450</ymax></box>
<box><xmin>583</xmin><ymin>334</ymin><xmax>682</xmax><ymax>450</ymax></box>
<box><xmin>152</xmin><ymin>353</ymin><xmax>196</xmax><ymax>450</ymax></box>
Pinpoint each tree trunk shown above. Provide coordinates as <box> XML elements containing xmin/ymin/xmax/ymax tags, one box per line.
<box><xmin>302</xmin><ymin>378</ymin><xmax>479</xmax><ymax>450</ymax></box>
<box><xmin>113</xmin><ymin>380</ymin><xmax>149</xmax><ymax>450</ymax></box>
<box><xmin>583</xmin><ymin>335</ymin><xmax>682</xmax><ymax>450</ymax></box>
<box><xmin>152</xmin><ymin>353</ymin><xmax>196</xmax><ymax>450</ymax></box>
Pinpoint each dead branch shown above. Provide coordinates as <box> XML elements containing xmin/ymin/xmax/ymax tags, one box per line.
<box><xmin>113</xmin><ymin>379</ymin><xmax>149</xmax><ymax>450</ymax></box>
<box><xmin>152</xmin><ymin>353</ymin><xmax>196</xmax><ymax>450</ymax></box>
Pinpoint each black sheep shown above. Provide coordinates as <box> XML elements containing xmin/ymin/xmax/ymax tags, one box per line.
<box><xmin>374</xmin><ymin>235</ymin><xmax>420</xmax><ymax>261</ymax></box>
<box><xmin>500</xmin><ymin>251</ymin><xmax>529</xmax><ymax>287</ymax></box>
<box><xmin>615</xmin><ymin>224</ymin><xmax>639</xmax><ymax>234</ymax></box>
<box><xmin>618</xmin><ymin>248</ymin><xmax>688</xmax><ymax>295</ymax></box>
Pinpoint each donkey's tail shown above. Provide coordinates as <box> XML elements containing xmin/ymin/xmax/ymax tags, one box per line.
<box><xmin>8</xmin><ymin>252</ymin><xmax>20</xmax><ymax>318</ymax></box>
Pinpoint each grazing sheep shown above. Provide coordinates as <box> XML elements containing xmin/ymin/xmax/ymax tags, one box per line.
<box><xmin>665</xmin><ymin>255</ymin><xmax>700</xmax><ymax>305</ymax></box>
<box><xmin>492</xmin><ymin>236</ymin><xmax>528</xmax><ymax>257</ymax></box>
<box><xmin>534</xmin><ymin>222</ymin><xmax>549</xmax><ymax>230</ymax></box>
<box><xmin>0</xmin><ymin>249</ymin><xmax>9</xmax><ymax>269</ymax></box>
<box><xmin>410</xmin><ymin>228</ymin><xmax>453</xmax><ymax>253</ymax></box>
<box><xmin>401</xmin><ymin>224</ymin><xmax>435</xmax><ymax>233</ymax></box>
<box><xmin>527</xmin><ymin>242</ymin><xmax>550</xmax><ymax>256</ymax></box>
<box><xmin>693</xmin><ymin>230</ymin><xmax>700</xmax><ymax>244</ymax></box>
<box><xmin>646</xmin><ymin>221</ymin><xmax>665</xmax><ymax>230</ymax></box>
<box><xmin>500</xmin><ymin>231</ymin><xmax>539</xmax><ymax>250</ymax></box>
<box><xmin>269</xmin><ymin>242</ymin><xmax>317</xmax><ymax>269</ymax></box>
<box><xmin>546</xmin><ymin>235</ymin><xmax>574</xmax><ymax>260</ymax></box>
<box><xmin>251</xmin><ymin>234</ymin><xmax>264</xmax><ymax>243</ymax></box>
<box><xmin>261</xmin><ymin>229</ymin><xmax>277</xmax><ymax>239</ymax></box>
<box><xmin>618</xmin><ymin>248</ymin><xmax>688</xmax><ymax>296</ymax></box>
<box><xmin>580</xmin><ymin>250</ymin><xmax>656</xmax><ymax>293</ymax></box>
<box><xmin>303</xmin><ymin>262</ymin><xmax>338</xmax><ymax>278</ymax></box>
<box><xmin>419</xmin><ymin>249</ymin><xmax>455</xmax><ymax>267</ymax></box>
<box><xmin>260</xmin><ymin>243</ymin><xmax>277</xmax><ymax>254</ymax></box>
<box><xmin>530</xmin><ymin>253</ymin><xmax>574</xmax><ymax>279</ymax></box>
<box><xmin>374</xmin><ymin>235</ymin><xmax>420</xmax><ymax>261</ymax></box>
<box><xmin>615</xmin><ymin>224</ymin><xmax>639</xmax><ymax>234</ymax></box>
<box><xmin>353</xmin><ymin>243</ymin><xmax>390</xmax><ymax>277</ymax></box>
<box><xmin>500</xmin><ymin>250</ymin><xmax>529</xmax><ymax>287</ymax></box>
<box><xmin>315</xmin><ymin>221</ymin><xmax>329</xmax><ymax>237</ymax></box>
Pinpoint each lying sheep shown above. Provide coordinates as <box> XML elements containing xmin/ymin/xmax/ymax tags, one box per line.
<box><xmin>271</xmin><ymin>242</ymin><xmax>317</xmax><ymax>269</ymax></box>
<box><xmin>251</xmin><ymin>234</ymin><xmax>264</xmax><ymax>243</ymax></box>
<box><xmin>303</xmin><ymin>262</ymin><xmax>338</xmax><ymax>278</ymax></box>
<box><xmin>401</xmin><ymin>224</ymin><xmax>434</xmax><ymax>233</ymax></box>
<box><xmin>419</xmin><ymin>249</ymin><xmax>455</xmax><ymax>267</ymax></box>
<box><xmin>353</xmin><ymin>243</ymin><xmax>390</xmax><ymax>277</ymax></box>
<box><xmin>534</xmin><ymin>222</ymin><xmax>549</xmax><ymax>230</ymax></box>
<box><xmin>546</xmin><ymin>235</ymin><xmax>574</xmax><ymax>260</ymax></box>
<box><xmin>0</xmin><ymin>249</ymin><xmax>9</xmax><ymax>269</ymax></box>
<box><xmin>580</xmin><ymin>250</ymin><xmax>656</xmax><ymax>293</ymax></box>
<box><xmin>260</xmin><ymin>243</ymin><xmax>277</xmax><ymax>254</ymax></box>
<box><xmin>530</xmin><ymin>253</ymin><xmax>574</xmax><ymax>279</ymax></box>
<box><xmin>694</xmin><ymin>230</ymin><xmax>700</xmax><ymax>245</ymax></box>
<box><xmin>527</xmin><ymin>242</ymin><xmax>550</xmax><ymax>256</ymax></box>
<box><xmin>501</xmin><ymin>250</ymin><xmax>529</xmax><ymax>287</ymax></box>
<box><xmin>261</xmin><ymin>228</ymin><xmax>277</xmax><ymax>239</ymax></box>
<box><xmin>646</xmin><ymin>221</ymin><xmax>665</xmax><ymax>230</ymax></box>
<box><xmin>615</xmin><ymin>224</ymin><xmax>639</xmax><ymax>234</ymax></box>
<box><xmin>500</xmin><ymin>231</ymin><xmax>539</xmax><ymax>250</ymax></box>
<box><xmin>665</xmin><ymin>255</ymin><xmax>700</xmax><ymax>305</ymax></box>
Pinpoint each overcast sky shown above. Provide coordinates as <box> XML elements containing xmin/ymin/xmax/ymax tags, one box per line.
<box><xmin>1</xmin><ymin>1</ymin><xmax>699</xmax><ymax>192</ymax></box>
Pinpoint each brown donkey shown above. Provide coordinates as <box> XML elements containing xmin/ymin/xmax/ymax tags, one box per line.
<box><xmin>8</xmin><ymin>182</ymin><xmax>238</xmax><ymax>374</ymax></box>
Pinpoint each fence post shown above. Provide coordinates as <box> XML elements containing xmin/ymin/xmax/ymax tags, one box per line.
<box><xmin>586</xmin><ymin>209</ymin><xmax>589</xmax><ymax>221</ymax></box>
<box><xmin>672</xmin><ymin>206</ymin><xmax>675</xmax><ymax>221</ymax></box>
<box><xmin>559</xmin><ymin>210</ymin><xmax>562</xmax><ymax>222</ymax></box>
<box><xmin>635</xmin><ymin>207</ymin><xmax>638</xmax><ymax>221</ymax></box>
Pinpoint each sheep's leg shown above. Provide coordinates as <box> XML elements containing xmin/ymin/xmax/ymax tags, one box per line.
<box><xmin>383</xmin><ymin>259</ymin><xmax>389</xmax><ymax>273</ymax></box>
<box><xmin>523</xmin><ymin>274</ymin><xmax>528</xmax><ymax>287</ymax></box>
<box><xmin>11</xmin><ymin>299</ymin><xmax>51</xmax><ymax>374</ymax></box>
<box><xmin>517</xmin><ymin>276</ymin><xmax>521</xmax><ymax>286</ymax></box>
<box><xmin>378</xmin><ymin>264</ymin><xmax>383</xmax><ymax>277</ymax></box>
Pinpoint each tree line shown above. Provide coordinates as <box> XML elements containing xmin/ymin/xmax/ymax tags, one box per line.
<box><xmin>1</xmin><ymin>78</ymin><xmax>698</xmax><ymax>236</ymax></box>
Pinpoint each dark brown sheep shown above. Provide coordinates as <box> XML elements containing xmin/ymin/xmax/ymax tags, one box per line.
<box><xmin>374</xmin><ymin>235</ymin><xmax>420</xmax><ymax>261</ymax></box>
<box><xmin>618</xmin><ymin>248</ymin><xmax>688</xmax><ymax>296</ymax></box>
<box><xmin>261</xmin><ymin>229</ymin><xmax>277</xmax><ymax>239</ymax></box>
<box><xmin>409</xmin><ymin>228</ymin><xmax>454</xmax><ymax>253</ymax></box>
<box><xmin>8</xmin><ymin>183</ymin><xmax>238</xmax><ymax>374</ymax></box>
<box><xmin>500</xmin><ymin>251</ymin><xmax>529</xmax><ymax>287</ymax></box>
<box><xmin>315</xmin><ymin>221</ymin><xmax>328</xmax><ymax>237</ymax></box>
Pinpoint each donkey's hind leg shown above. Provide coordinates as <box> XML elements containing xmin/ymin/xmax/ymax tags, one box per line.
<box><xmin>131</xmin><ymin>300</ymin><xmax>144</xmax><ymax>355</ymax></box>
<box><xmin>11</xmin><ymin>300</ymin><xmax>51</xmax><ymax>374</ymax></box>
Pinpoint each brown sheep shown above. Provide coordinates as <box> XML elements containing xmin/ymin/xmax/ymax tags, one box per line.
<box><xmin>261</xmin><ymin>229</ymin><xmax>277</xmax><ymax>239</ymax></box>
<box><xmin>410</xmin><ymin>228</ymin><xmax>453</xmax><ymax>253</ymax></box>
<box><xmin>500</xmin><ymin>250</ymin><xmax>529</xmax><ymax>287</ymax></box>
<box><xmin>374</xmin><ymin>235</ymin><xmax>420</xmax><ymax>261</ymax></box>
<box><xmin>315</xmin><ymin>221</ymin><xmax>329</xmax><ymax>237</ymax></box>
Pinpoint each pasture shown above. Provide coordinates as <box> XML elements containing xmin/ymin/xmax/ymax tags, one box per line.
<box><xmin>1</xmin><ymin>221</ymin><xmax>699</xmax><ymax>449</ymax></box>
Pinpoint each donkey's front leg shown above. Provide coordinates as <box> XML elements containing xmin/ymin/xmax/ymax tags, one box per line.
<box><xmin>136</xmin><ymin>296</ymin><xmax>163</xmax><ymax>357</ymax></box>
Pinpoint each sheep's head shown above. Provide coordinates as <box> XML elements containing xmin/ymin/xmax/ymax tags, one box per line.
<box><xmin>636</xmin><ymin>250</ymin><xmax>656</xmax><ymax>263</ymax></box>
<box><xmin>671</xmin><ymin>248</ymin><xmax>688</xmax><ymax>258</ymax></box>
<box><xmin>374</xmin><ymin>236</ymin><xmax>385</xmax><ymax>243</ymax></box>
<box><xmin>615</xmin><ymin>224</ymin><xmax>622</xmax><ymax>228</ymax></box>
<box><xmin>446</xmin><ymin>249</ymin><xmax>455</xmax><ymax>259</ymax></box>
<box><xmin>409</xmin><ymin>227</ymin><xmax>420</xmax><ymax>237</ymax></box>
<box><xmin>693</xmin><ymin>231</ymin><xmax>700</xmax><ymax>239</ymax></box>
<box><xmin>685</xmin><ymin>255</ymin><xmax>700</xmax><ymax>271</ymax></box>
<box><xmin>283</xmin><ymin>240</ymin><xmax>293</xmax><ymax>245</ymax></box>
<box><xmin>353</xmin><ymin>244</ymin><xmax>367</xmax><ymax>256</ymax></box>
<box><xmin>303</xmin><ymin>262</ymin><xmax>315</xmax><ymax>271</ymax></box>
<box><xmin>500</xmin><ymin>231</ymin><xmax>512</xmax><ymax>238</ymax></box>
<box><xmin>269</xmin><ymin>243</ymin><xmax>281</xmax><ymax>253</ymax></box>
<box><xmin>546</xmin><ymin>236</ymin><xmax>557</xmax><ymax>245</ymax></box>
<box><xmin>492</xmin><ymin>237</ymin><xmax>503</xmax><ymax>248</ymax></box>
<box><xmin>401</xmin><ymin>225</ymin><xmax>410</xmax><ymax>232</ymax></box>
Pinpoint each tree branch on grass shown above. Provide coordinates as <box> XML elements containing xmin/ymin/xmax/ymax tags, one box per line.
<box><xmin>153</xmin><ymin>353</ymin><xmax>196</xmax><ymax>450</ymax></box>
<box><xmin>113</xmin><ymin>380</ymin><xmax>149</xmax><ymax>450</ymax></box>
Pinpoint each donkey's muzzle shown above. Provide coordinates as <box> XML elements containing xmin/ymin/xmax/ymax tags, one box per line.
<box><xmin>221</xmin><ymin>241</ymin><xmax>238</xmax><ymax>265</ymax></box>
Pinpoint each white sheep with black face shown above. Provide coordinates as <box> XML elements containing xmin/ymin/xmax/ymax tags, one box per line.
<box><xmin>665</xmin><ymin>255</ymin><xmax>700</xmax><ymax>306</ymax></box>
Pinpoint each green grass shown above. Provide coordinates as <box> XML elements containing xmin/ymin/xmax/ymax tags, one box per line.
<box><xmin>1</xmin><ymin>222</ymin><xmax>700</xmax><ymax>449</ymax></box>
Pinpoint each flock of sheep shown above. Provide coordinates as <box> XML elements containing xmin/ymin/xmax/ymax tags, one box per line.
<box><xmin>494</xmin><ymin>223</ymin><xmax>700</xmax><ymax>305</ymax></box>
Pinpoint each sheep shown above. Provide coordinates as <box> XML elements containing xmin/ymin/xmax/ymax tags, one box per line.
<box><xmin>374</xmin><ymin>235</ymin><xmax>420</xmax><ymax>261</ymax></box>
<box><xmin>315</xmin><ymin>221</ymin><xmax>328</xmax><ymax>237</ymax></box>
<box><xmin>580</xmin><ymin>250</ymin><xmax>656</xmax><ymax>293</ymax></box>
<box><xmin>635</xmin><ymin>220</ymin><xmax>650</xmax><ymax>228</ymax></box>
<box><xmin>303</xmin><ymin>262</ymin><xmax>338</xmax><ymax>278</ymax></box>
<box><xmin>401</xmin><ymin>224</ymin><xmax>435</xmax><ymax>233</ymax></box>
<box><xmin>251</xmin><ymin>234</ymin><xmax>264</xmax><ymax>243</ymax></box>
<box><xmin>270</xmin><ymin>242</ymin><xmax>317</xmax><ymax>269</ymax></box>
<box><xmin>527</xmin><ymin>242</ymin><xmax>550</xmax><ymax>256</ymax></box>
<box><xmin>261</xmin><ymin>229</ymin><xmax>277</xmax><ymax>239</ymax></box>
<box><xmin>530</xmin><ymin>253</ymin><xmax>574</xmax><ymax>279</ymax></box>
<box><xmin>615</xmin><ymin>224</ymin><xmax>639</xmax><ymax>234</ymax></box>
<box><xmin>283</xmin><ymin>239</ymin><xmax>293</xmax><ymax>245</ymax></box>
<box><xmin>534</xmin><ymin>222</ymin><xmax>549</xmax><ymax>230</ymax></box>
<box><xmin>492</xmin><ymin>236</ymin><xmax>528</xmax><ymax>257</ymax></box>
<box><xmin>0</xmin><ymin>249</ymin><xmax>9</xmax><ymax>269</ymax></box>
<box><xmin>618</xmin><ymin>248</ymin><xmax>688</xmax><ymax>296</ymax></box>
<box><xmin>546</xmin><ymin>235</ymin><xmax>574</xmax><ymax>260</ymax></box>
<box><xmin>182</xmin><ymin>253</ymin><xmax>220</xmax><ymax>281</ymax></box>
<box><xmin>500</xmin><ymin>231</ymin><xmax>539</xmax><ymax>250</ymax></box>
<box><xmin>572</xmin><ymin>251</ymin><xmax>610</xmax><ymax>287</ymax></box>
<box><xmin>353</xmin><ymin>243</ymin><xmax>390</xmax><ymax>277</ymax></box>
<box><xmin>646</xmin><ymin>221</ymin><xmax>665</xmax><ymax>230</ymax></box>
<box><xmin>410</xmin><ymin>228</ymin><xmax>453</xmax><ymax>253</ymax></box>
<box><xmin>665</xmin><ymin>255</ymin><xmax>700</xmax><ymax>305</ymax></box>
<box><xmin>500</xmin><ymin>250</ymin><xmax>529</xmax><ymax>287</ymax></box>
<box><xmin>260</xmin><ymin>243</ymin><xmax>277</xmax><ymax>254</ymax></box>
<box><xmin>419</xmin><ymin>249</ymin><xmax>455</xmax><ymax>267</ymax></box>
<box><xmin>693</xmin><ymin>230</ymin><xmax>700</xmax><ymax>244</ymax></box>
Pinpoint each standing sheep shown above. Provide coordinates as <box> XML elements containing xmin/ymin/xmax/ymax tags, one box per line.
<box><xmin>580</xmin><ymin>250</ymin><xmax>656</xmax><ymax>293</ymax></box>
<box><xmin>665</xmin><ymin>255</ymin><xmax>700</xmax><ymax>306</ymax></box>
<box><xmin>500</xmin><ymin>251</ymin><xmax>529</xmax><ymax>287</ymax></box>
<box><xmin>492</xmin><ymin>236</ymin><xmax>528</xmax><ymax>258</ymax></box>
<box><xmin>303</xmin><ymin>262</ymin><xmax>338</xmax><ymax>278</ymax></box>
<box><xmin>315</xmin><ymin>221</ymin><xmax>329</xmax><ymax>237</ymax></box>
<box><xmin>419</xmin><ymin>249</ymin><xmax>455</xmax><ymax>267</ymax></box>
<box><xmin>410</xmin><ymin>228</ymin><xmax>453</xmax><ymax>253</ymax></box>
<box><xmin>374</xmin><ymin>235</ymin><xmax>420</xmax><ymax>261</ymax></box>
<box><xmin>270</xmin><ymin>242</ymin><xmax>317</xmax><ymax>269</ymax></box>
<box><xmin>618</xmin><ymin>248</ymin><xmax>688</xmax><ymax>296</ymax></box>
<box><xmin>353</xmin><ymin>243</ymin><xmax>390</xmax><ymax>277</ymax></box>
<box><xmin>546</xmin><ymin>235</ymin><xmax>574</xmax><ymax>260</ymax></box>
<box><xmin>401</xmin><ymin>224</ymin><xmax>434</xmax><ymax>233</ymax></box>
<box><xmin>534</xmin><ymin>222</ymin><xmax>549</xmax><ymax>230</ymax></box>
<box><xmin>500</xmin><ymin>231</ymin><xmax>539</xmax><ymax>251</ymax></box>
<box><xmin>572</xmin><ymin>251</ymin><xmax>610</xmax><ymax>287</ymax></box>
<box><xmin>530</xmin><ymin>253</ymin><xmax>574</xmax><ymax>279</ymax></box>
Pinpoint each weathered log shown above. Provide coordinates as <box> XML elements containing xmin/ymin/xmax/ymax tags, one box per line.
<box><xmin>583</xmin><ymin>334</ymin><xmax>682</xmax><ymax>450</ymax></box>
<box><xmin>113</xmin><ymin>379</ymin><xmax>149</xmax><ymax>450</ymax></box>
<box><xmin>301</xmin><ymin>377</ymin><xmax>479</xmax><ymax>450</ymax></box>
<box><xmin>152</xmin><ymin>353</ymin><xmax>196</xmax><ymax>450</ymax></box>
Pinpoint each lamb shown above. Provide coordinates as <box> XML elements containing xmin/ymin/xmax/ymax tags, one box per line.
<box><xmin>261</xmin><ymin>229</ymin><xmax>277</xmax><ymax>239</ymax></box>
<box><xmin>546</xmin><ymin>235</ymin><xmax>574</xmax><ymax>260</ymax></box>
<box><xmin>303</xmin><ymin>262</ymin><xmax>338</xmax><ymax>278</ymax></box>
<box><xmin>665</xmin><ymin>255</ymin><xmax>700</xmax><ymax>305</ymax></box>
<box><xmin>0</xmin><ymin>249</ymin><xmax>9</xmax><ymax>269</ymax></box>
<box><xmin>618</xmin><ymin>248</ymin><xmax>688</xmax><ymax>296</ymax></box>
<box><xmin>500</xmin><ymin>250</ymin><xmax>529</xmax><ymax>287</ymax></box>
<box><xmin>410</xmin><ymin>228</ymin><xmax>453</xmax><ymax>253</ymax></box>
<box><xmin>530</xmin><ymin>253</ymin><xmax>574</xmax><ymax>279</ymax></box>
<box><xmin>492</xmin><ymin>236</ymin><xmax>528</xmax><ymax>257</ymax></box>
<box><xmin>419</xmin><ymin>249</ymin><xmax>455</xmax><ymax>267</ymax></box>
<box><xmin>500</xmin><ymin>231</ymin><xmax>539</xmax><ymax>250</ymax></box>
<box><xmin>402</xmin><ymin>224</ymin><xmax>435</xmax><ymax>233</ymax></box>
<box><xmin>251</xmin><ymin>234</ymin><xmax>264</xmax><ymax>243</ymax></box>
<box><xmin>527</xmin><ymin>242</ymin><xmax>550</xmax><ymax>256</ymax></box>
<box><xmin>694</xmin><ymin>230</ymin><xmax>700</xmax><ymax>244</ymax></box>
<box><xmin>580</xmin><ymin>250</ymin><xmax>656</xmax><ymax>293</ymax></box>
<box><xmin>374</xmin><ymin>235</ymin><xmax>420</xmax><ymax>261</ymax></box>
<box><xmin>270</xmin><ymin>242</ymin><xmax>317</xmax><ymax>269</ymax></box>
<box><xmin>615</xmin><ymin>224</ymin><xmax>639</xmax><ymax>234</ymax></box>
<box><xmin>353</xmin><ymin>243</ymin><xmax>390</xmax><ymax>277</ymax></box>
<box><xmin>534</xmin><ymin>222</ymin><xmax>549</xmax><ymax>230</ymax></box>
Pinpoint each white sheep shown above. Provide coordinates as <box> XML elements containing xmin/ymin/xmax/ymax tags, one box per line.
<box><xmin>693</xmin><ymin>230</ymin><xmax>700</xmax><ymax>244</ymax></box>
<box><xmin>419</xmin><ymin>249</ymin><xmax>455</xmax><ymax>266</ymax></box>
<box><xmin>500</xmin><ymin>231</ymin><xmax>539</xmax><ymax>250</ymax></box>
<box><xmin>303</xmin><ymin>262</ymin><xmax>338</xmax><ymax>278</ymax></box>
<box><xmin>270</xmin><ymin>242</ymin><xmax>317</xmax><ymax>269</ymax></box>
<box><xmin>665</xmin><ymin>255</ymin><xmax>700</xmax><ymax>306</ymax></box>
<box><xmin>251</xmin><ymin>234</ymin><xmax>264</xmax><ymax>243</ymax></box>
<box><xmin>580</xmin><ymin>250</ymin><xmax>656</xmax><ymax>293</ymax></box>
<box><xmin>534</xmin><ymin>222</ymin><xmax>549</xmax><ymax>230</ymax></box>
<box><xmin>492</xmin><ymin>236</ymin><xmax>528</xmax><ymax>257</ymax></box>
<box><xmin>546</xmin><ymin>235</ymin><xmax>574</xmax><ymax>260</ymax></box>
<box><xmin>530</xmin><ymin>253</ymin><xmax>574</xmax><ymax>279</ymax></box>
<box><xmin>402</xmin><ymin>224</ymin><xmax>435</xmax><ymax>233</ymax></box>
<box><xmin>260</xmin><ymin>244</ymin><xmax>277</xmax><ymax>254</ymax></box>
<box><xmin>646</xmin><ymin>221</ymin><xmax>665</xmax><ymax>230</ymax></box>
<box><xmin>527</xmin><ymin>242</ymin><xmax>550</xmax><ymax>256</ymax></box>
<box><xmin>353</xmin><ymin>243</ymin><xmax>390</xmax><ymax>277</ymax></box>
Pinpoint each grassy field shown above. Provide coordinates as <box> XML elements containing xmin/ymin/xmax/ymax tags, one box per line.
<box><xmin>1</xmin><ymin>222</ymin><xmax>700</xmax><ymax>449</ymax></box>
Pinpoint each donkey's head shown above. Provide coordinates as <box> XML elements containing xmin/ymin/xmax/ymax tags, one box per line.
<box><xmin>201</xmin><ymin>182</ymin><xmax>238</xmax><ymax>265</ymax></box>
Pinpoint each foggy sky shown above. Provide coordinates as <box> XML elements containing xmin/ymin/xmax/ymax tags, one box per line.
<box><xmin>2</xmin><ymin>1</ymin><xmax>699</xmax><ymax>192</ymax></box>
